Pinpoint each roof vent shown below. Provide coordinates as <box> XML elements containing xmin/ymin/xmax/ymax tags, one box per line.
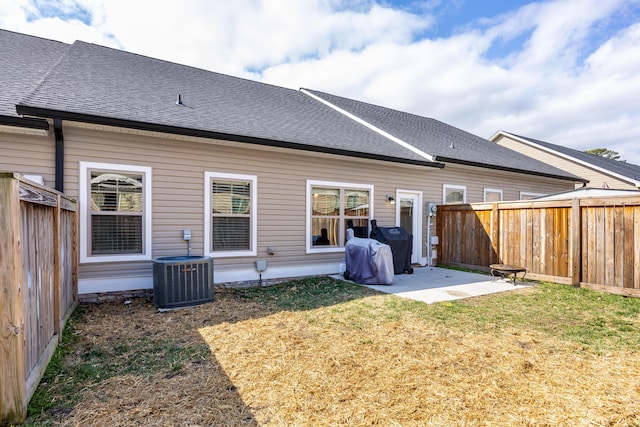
<box><xmin>449</xmin><ymin>142</ymin><xmax>455</xmax><ymax>149</ymax></box>
<box><xmin>176</xmin><ymin>94</ymin><xmax>183</xmax><ymax>106</ymax></box>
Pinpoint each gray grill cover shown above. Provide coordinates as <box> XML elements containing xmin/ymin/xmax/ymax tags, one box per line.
<box><xmin>344</xmin><ymin>230</ymin><xmax>394</xmax><ymax>285</ymax></box>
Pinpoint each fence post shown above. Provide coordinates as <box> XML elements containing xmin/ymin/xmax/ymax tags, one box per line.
<box><xmin>569</xmin><ymin>198</ymin><xmax>581</xmax><ymax>286</ymax></box>
<box><xmin>0</xmin><ymin>176</ymin><xmax>27</xmax><ymax>424</ymax></box>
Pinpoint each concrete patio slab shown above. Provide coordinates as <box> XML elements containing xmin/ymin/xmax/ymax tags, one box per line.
<box><xmin>334</xmin><ymin>266</ymin><xmax>530</xmax><ymax>304</ymax></box>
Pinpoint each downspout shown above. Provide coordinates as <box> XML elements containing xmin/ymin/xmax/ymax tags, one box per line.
<box><xmin>54</xmin><ymin>118</ymin><xmax>64</xmax><ymax>193</ymax></box>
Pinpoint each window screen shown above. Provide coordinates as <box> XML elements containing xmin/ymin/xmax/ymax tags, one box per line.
<box><xmin>211</xmin><ymin>179</ymin><xmax>251</xmax><ymax>251</ymax></box>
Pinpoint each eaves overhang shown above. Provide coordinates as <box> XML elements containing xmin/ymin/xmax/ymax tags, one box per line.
<box><xmin>16</xmin><ymin>105</ymin><xmax>445</xmax><ymax>169</ymax></box>
<box><xmin>0</xmin><ymin>114</ymin><xmax>50</xmax><ymax>130</ymax></box>
<box><xmin>433</xmin><ymin>155</ymin><xmax>588</xmax><ymax>183</ymax></box>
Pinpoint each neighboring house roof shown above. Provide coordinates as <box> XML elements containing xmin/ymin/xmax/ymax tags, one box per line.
<box><xmin>304</xmin><ymin>89</ymin><xmax>584</xmax><ymax>182</ymax></box>
<box><xmin>0</xmin><ymin>29</ymin><xmax>69</xmax><ymax>129</ymax></box>
<box><xmin>534</xmin><ymin>187</ymin><xmax>640</xmax><ymax>201</ymax></box>
<box><xmin>492</xmin><ymin>131</ymin><xmax>640</xmax><ymax>187</ymax></box>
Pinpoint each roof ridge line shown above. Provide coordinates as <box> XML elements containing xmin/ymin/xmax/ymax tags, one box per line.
<box><xmin>300</xmin><ymin>88</ymin><xmax>436</xmax><ymax>163</ymax></box>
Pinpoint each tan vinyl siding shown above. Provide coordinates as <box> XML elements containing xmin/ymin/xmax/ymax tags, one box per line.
<box><xmin>437</xmin><ymin>163</ymin><xmax>573</xmax><ymax>202</ymax></box>
<box><xmin>495</xmin><ymin>135</ymin><xmax>637</xmax><ymax>190</ymax></box>
<box><xmin>62</xmin><ymin>125</ymin><xmax>435</xmax><ymax>280</ymax></box>
<box><xmin>55</xmin><ymin>122</ymin><xmax>575</xmax><ymax>286</ymax></box>
<box><xmin>0</xmin><ymin>129</ymin><xmax>55</xmax><ymax>186</ymax></box>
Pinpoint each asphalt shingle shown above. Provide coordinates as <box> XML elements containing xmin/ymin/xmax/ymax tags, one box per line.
<box><xmin>16</xmin><ymin>40</ymin><xmax>436</xmax><ymax>167</ymax></box>
<box><xmin>0</xmin><ymin>29</ymin><xmax>590</xmax><ymax>182</ymax></box>
<box><xmin>304</xmin><ymin>89</ymin><xmax>584</xmax><ymax>181</ymax></box>
<box><xmin>0</xmin><ymin>29</ymin><xmax>69</xmax><ymax>118</ymax></box>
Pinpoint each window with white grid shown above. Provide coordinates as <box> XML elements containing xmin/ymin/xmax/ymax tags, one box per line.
<box><xmin>79</xmin><ymin>162</ymin><xmax>152</xmax><ymax>263</ymax></box>
<box><xmin>307</xmin><ymin>180</ymin><xmax>373</xmax><ymax>253</ymax></box>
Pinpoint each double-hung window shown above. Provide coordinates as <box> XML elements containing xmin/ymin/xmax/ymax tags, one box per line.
<box><xmin>205</xmin><ymin>172</ymin><xmax>257</xmax><ymax>258</ymax></box>
<box><xmin>79</xmin><ymin>162</ymin><xmax>152</xmax><ymax>263</ymax></box>
<box><xmin>307</xmin><ymin>180</ymin><xmax>373</xmax><ymax>252</ymax></box>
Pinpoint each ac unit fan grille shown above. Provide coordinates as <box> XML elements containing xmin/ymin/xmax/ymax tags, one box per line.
<box><xmin>153</xmin><ymin>256</ymin><xmax>214</xmax><ymax>308</ymax></box>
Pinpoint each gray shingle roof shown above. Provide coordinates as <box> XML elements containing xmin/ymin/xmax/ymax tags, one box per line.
<box><xmin>304</xmin><ymin>89</ymin><xmax>584</xmax><ymax>182</ymax></box>
<box><xmin>0</xmin><ymin>29</ymin><xmax>587</xmax><ymax>182</ymax></box>
<box><xmin>0</xmin><ymin>29</ymin><xmax>69</xmax><ymax>123</ymax></box>
<box><xmin>15</xmin><ymin>40</ymin><xmax>437</xmax><ymax>167</ymax></box>
<box><xmin>508</xmin><ymin>133</ymin><xmax>640</xmax><ymax>184</ymax></box>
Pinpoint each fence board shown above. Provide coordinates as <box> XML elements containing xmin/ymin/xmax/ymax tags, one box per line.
<box><xmin>595</xmin><ymin>207</ymin><xmax>605</xmax><ymax>285</ymax></box>
<box><xmin>557</xmin><ymin>208</ymin><xmax>569</xmax><ymax>277</ymax></box>
<box><xmin>517</xmin><ymin>209</ymin><xmax>526</xmax><ymax>268</ymax></box>
<box><xmin>532</xmin><ymin>209</ymin><xmax>541</xmax><ymax>274</ymax></box>
<box><xmin>614</xmin><ymin>206</ymin><xmax>631</xmax><ymax>288</ymax></box>
<box><xmin>490</xmin><ymin>204</ymin><xmax>499</xmax><ymax>265</ymax></box>
<box><xmin>507</xmin><ymin>209</ymin><xmax>517</xmax><ymax>265</ymax></box>
<box><xmin>554</xmin><ymin>209</ymin><xmax>562</xmax><ymax>277</ymax></box>
<box><xmin>582</xmin><ymin>207</ymin><xmax>590</xmax><ymax>283</ymax></box>
<box><xmin>605</xmin><ymin>207</ymin><xmax>615</xmax><ymax>286</ymax></box>
<box><xmin>541</xmin><ymin>208</ymin><xmax>550</xmax><ymax>274</ymax></box>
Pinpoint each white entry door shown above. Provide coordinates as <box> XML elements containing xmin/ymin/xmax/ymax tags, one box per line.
<box><xmin>396</xmin><ymin>190</ymin><xmax>423</xmax><ymax>265</ymax></box>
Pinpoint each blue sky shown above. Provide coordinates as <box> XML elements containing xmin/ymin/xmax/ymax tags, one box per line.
<box><xmin>2</xmin><ymin>0</ymin><xmax>639</xmax><ymax>164</ymax></box>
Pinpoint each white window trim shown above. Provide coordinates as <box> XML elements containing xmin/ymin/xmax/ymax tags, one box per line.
<box><xmin>79</xmin><ymin>161</ymin><xmax>152</xmax><ymax>263</ymax></box>
<box><xmin>484</xmin><ymin>188</ymin><xmax>503</xmax><ymax>202</ymax></box>
<box><xmin>519</xmin><ymin>191</ymin><xmax>546</xmax><ymax>200</ymax></box>
<box><xmin>204</xmin><ymin>171</ymin><xmax>257</xmax><ymax>258</ymax></box>
<box><xmin>306</xmin><ymin>180</ymin><xmax>374</xmax><ymax>254</ymax></box>
<box><xmin>443</xmin><ymin>184</ymin><xmax>467</xmax><ymax>205</ymax></box>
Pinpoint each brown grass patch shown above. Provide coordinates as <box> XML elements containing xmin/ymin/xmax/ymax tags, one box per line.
<box><xmin>49</xmin><ymin>285</ymin><xmax>640</xmax><ymax>426</ymax></box>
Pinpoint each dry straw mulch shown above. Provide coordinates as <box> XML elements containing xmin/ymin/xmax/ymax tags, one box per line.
<box><xmin>58</xmin><ymin>287</ymin><xmax>640</xmax><ymax>426</ymax></box>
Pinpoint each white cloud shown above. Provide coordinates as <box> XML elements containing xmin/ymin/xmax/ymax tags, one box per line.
<box><xmin>91</xmin><ymin>0</ymin><xmax>431</xmax><ymax>77</ymax></box>
<box><xmin>258</xmin><ymin>0</ymin><xmax>640</xmax><ymax>163</ymax></box>
<box><xmin>1</xmin><ymin>0</ymin><xmax>639</xmax><ymax>164</ymax></box>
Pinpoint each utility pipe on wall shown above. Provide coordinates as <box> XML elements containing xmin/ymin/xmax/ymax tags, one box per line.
<box><xmin>54</xmin><ymin>118</ymin><xmax>64</xmax><ymax>193</ymax></box>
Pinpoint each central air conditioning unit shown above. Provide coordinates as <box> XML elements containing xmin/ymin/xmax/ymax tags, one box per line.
<box><xmin>153</xmin><ymin>255</ymin><xmax>214</xmax><ymax>309</ymax></box>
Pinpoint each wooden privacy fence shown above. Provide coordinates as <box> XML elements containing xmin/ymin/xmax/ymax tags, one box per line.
<box><xmin>436</xmin><ymin>196</ymin><xmax>640</xmax><ymax>297</ymax></box>
<box><xmin>1</xmin><ymin>173</ymin><xmax>77</xmax><ymax>425</ymax></box>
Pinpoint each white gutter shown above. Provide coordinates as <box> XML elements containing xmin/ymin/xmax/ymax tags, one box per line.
<box><xmin>300</xmin><ymin>88</ymin><xmax>436</xmax><ymax>163</ymax></box>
